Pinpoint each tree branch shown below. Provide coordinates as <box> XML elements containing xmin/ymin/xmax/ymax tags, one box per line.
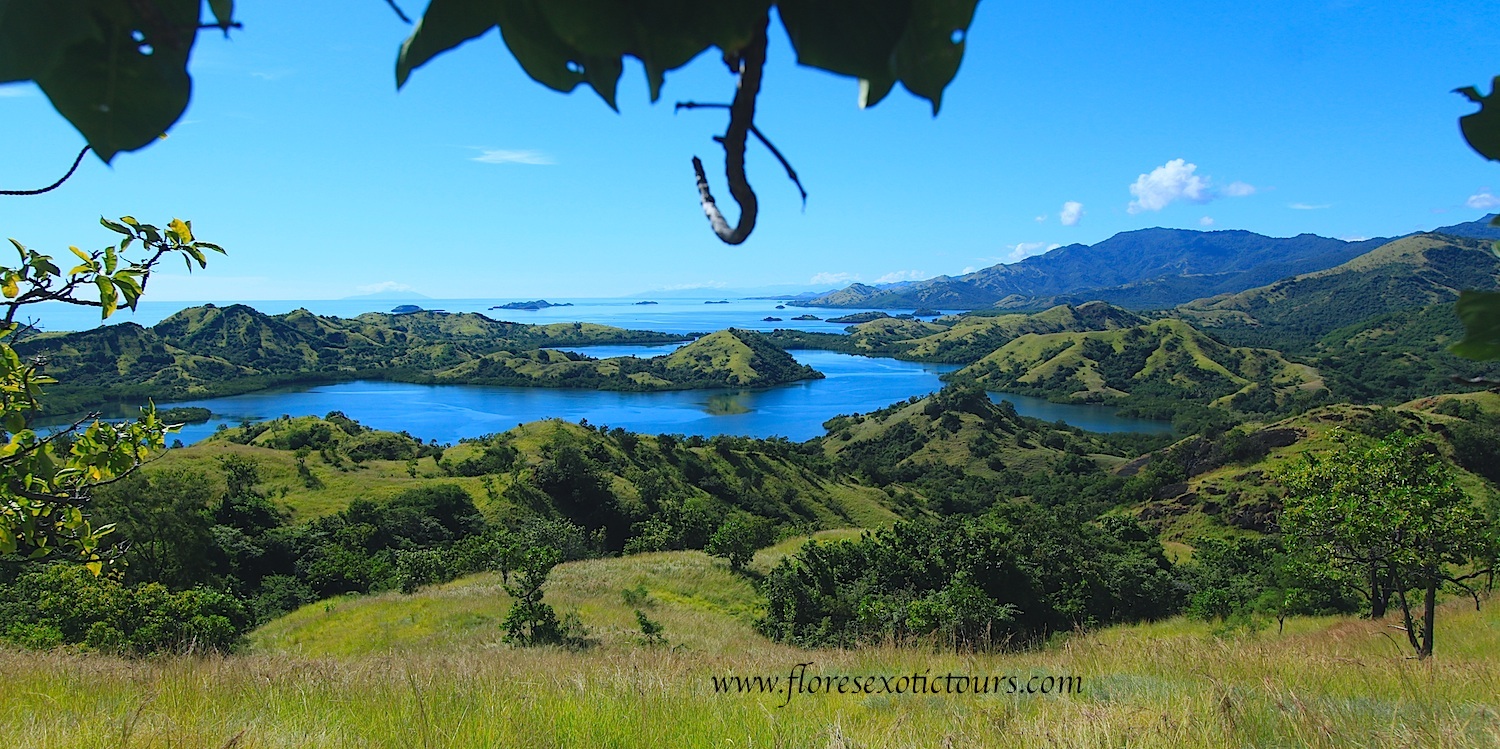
<box><xmin>677</xmin><ymin>102</ymin><xmax>807</xmax><ymax>207</ymax></box>
<box><xmin>383</xmin><ymin>0</ymin><xmax>413</xmax><ymax>25</ymax></box>
<box><xmin>689</xmin><ymin>16</ymin><xmax>769</xmax><ymax>245</ymax></box>
<box><xmin>0</xmin><ymin>146</ymin><xmax>91</xmax><ymax>196</ymax></box>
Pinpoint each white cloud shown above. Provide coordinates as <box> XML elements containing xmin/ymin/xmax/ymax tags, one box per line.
<box><xmin>1199</xmin><ymin>216</ymin><xmax>1215</xmax><ymax>227</ymax></box>
<box><xmin>1288</xmin><ymin>202</ymin><xmax>1331</xmax><ymax>210</ymax></box>
<box><xmin>1034</xmin><ymin>214</ymin><xmax>1048</xmax><ymax>223</ymax></box>
<box><xmin>1005</xmin><ymin>242</ymin><xmax>1061</xmax><ymax>263</ymax></box>
<box><xmin>961</xmin><ymin>266</ymin><xmax>978</xmax><ymax>274</ymax></box>
<box><xmin>875</xmin><ymin>270</ymin><xmax>927</xmax><ymax>284</ymax></box>
<box><xmin>1340</xmin><ymin>235</ymin><xmax>1370</xmax><ymax>242</ymax></box>
<box><xmin>1128</xmin><ymin>159</ymin><xmax>1211</xmax><ymax>214</ymax></box>
<box><xmin>1466</xmin><ymin>191</ymin><xmax>1500</xmax><ymax>210</ymax></box>
<box><xmin>810</xmin><ymin>272</ymin><xmax>857</xmax><ymax>285</ymax></box>
<box><xmin>1059</xmin><ymin>201</ymin><xmax>1084</xmax><ymax>226</ymax></box>
<box><xmin>1223</xmin><ymin>181</ymin><xmax>1257</xmax><ymax>197</ymax></box>
<box><xmin>472</xmin><ymin>149</ymin><xmax>555</xmax><ymax>165</ymax></box>
<box><xmin>356</xmin><ymin>281</ymin><xmax>417</xmax><ymax>294</ymax></box>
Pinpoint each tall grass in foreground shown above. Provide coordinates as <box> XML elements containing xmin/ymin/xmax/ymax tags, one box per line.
<box><xmin>3</xmin><ymin>553</ymin><xmax>1497</xmax><ymax>748</ymax></box>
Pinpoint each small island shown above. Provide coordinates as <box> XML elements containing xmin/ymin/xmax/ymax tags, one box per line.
<box><xmin>159</xmin><ymin>406</ymin><xmax>212</xmax><ymax>423</ymax></box>
<box><xmin>704</xmin><ymin>300</ymin><xmax>730</xmax><ymax>304</ymax></box>
<box><xmin>762</xmin><ymin>316</ymin><xmax>783</xmax><ymax>322</ymax></box>
<box><xmin>775</xmin><ymin>304</ymin><xmax>786</xmax><ymax>309</ymax></box>
<box><xmin>391</xmin><ymin>305</ymin><xmax>423</xmax><ymax>314</ymax></box>
<box><xmin>491</xmin><ymin>300</ymin><xmax>573</xmax><ymax>311</ymax></box>
<box><xmin>791</xmin><ymin>314</ymin><xmax>821</xmax><ymax>321</ymax></box>
<box><xmin>912</xmin><ymin>307</ymin><xmax>942</xmax><ymax>317</ymax></box>
<box><xmin>634</xmin><ymin>301</ymin><xmax>659</xmax><ymax>305</ymax></box>
<box><xmin>827</xmin><ymin>311</ymin><xmax>892</xmax><ymax>324</ymax></box>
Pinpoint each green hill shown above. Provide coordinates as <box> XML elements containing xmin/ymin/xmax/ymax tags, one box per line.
<box><xmin>155</xmin><ymin>413</ymin><xmax>903</xmax><ymax>531</ymax></box>
<box><xmin>14</xmin><ymin>306</ymin><xmax>823</xmax><ymax>412</ymax></box>
<box><xmin>767</xmin><ymin>302</ymin><xmax>1146</xmax><ymax>363</ymax></box>
<box><xmin>949</xmin><ymin>319</ymin><xmax>1321</xmax><ymax>412</ymax></box>
<box><xmin>1176</xmin><ymin>233</ymin><xmax>1500</xmax><ymax>343</ymax></box>
<box><xmin>1123</xmin><ymin>392</ymin><xmax>1500</xmax><ymax>543</ymax></box>
<box><xmin>657</xmin><ymin>329</ymin><xmax>823</xmax><ymax>387</ymax></box>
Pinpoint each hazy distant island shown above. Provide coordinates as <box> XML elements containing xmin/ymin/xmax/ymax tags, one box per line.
<box><xmin>704</xmin><ymin>300</ymin><xmax>731</xmax><ymax>304</ymax></box>
<box><xmin>635</xmin><ymin>301</ymin><xmax>659</xmax><ymax>305</ymax></box>
<box><xmin>491</xmin><ymin>300</ymin><xmax>574</xmax><ymax>311</ymax></box>
<box><xmin>791</xmin><ymin>314</ymin><xmax>821</xmax><ymax>321</ymax></box>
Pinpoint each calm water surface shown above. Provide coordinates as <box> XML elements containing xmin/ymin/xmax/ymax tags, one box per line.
<box><xmin>39</xmin><ymin>301</ymin><xmax>1173</xmax><ymax>443</ymax></box>
<box><xmin>151</xmin><ymin>347</ymin><xmax>1172</xmax><ymax>444</ymax></box>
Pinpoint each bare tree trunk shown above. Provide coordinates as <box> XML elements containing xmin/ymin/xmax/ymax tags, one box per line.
<box><xmin>1420</xmin><ymin>575</ymin><xmax>1437</xmax><ymax>659</ymax></box>
<box><xmin>1369</xmin><ymin>563</ymin><xmax>1387</xmax><ymax>618</ymax></box>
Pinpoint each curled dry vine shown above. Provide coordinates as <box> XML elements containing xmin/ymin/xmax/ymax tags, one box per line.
<box><xmin>687</xmin><ymin>14</ymin><xmax>768</xmax><ymax>245</ymax></box>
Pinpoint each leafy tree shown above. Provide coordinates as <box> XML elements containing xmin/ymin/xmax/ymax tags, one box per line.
<box><xmin>90</xmin><ymin>468</ymin><xmax>217</xmax><ymax>588</ymax></box>
<box><xmin>1278</xmin><ymin>431</ymin><xmax>1495</xmax><ymax>658</ymax></box>
<box><xmin>500</xmin><ymin>545</ymin><xmax>588</xmax><ymax>647</ymax></box>
<box><xmin>0</xmin><ymin>217</ymin><xmax>223</xmax><ymax>569</ymax></box>
<box><xmin>705</xmin><ymin>510</ymin><xmax>774</xmax><ymax>571</ymax></box>
<box><xmin>1</xmin><ymin>2</ymin><xmax>976</xmax><ymax>243</ymax></box>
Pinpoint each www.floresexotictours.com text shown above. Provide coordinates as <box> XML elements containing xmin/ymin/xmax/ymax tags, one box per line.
<box><xmin>712</xmin><ymin>663</ymin><xmax>1084</xmax><ymax>707</ymax></box>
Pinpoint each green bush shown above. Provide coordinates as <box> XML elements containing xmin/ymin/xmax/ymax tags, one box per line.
<box><xmin>0</xmin><ymin>565</ymin><xmax>248</xmax><ymax>655</ymax></box>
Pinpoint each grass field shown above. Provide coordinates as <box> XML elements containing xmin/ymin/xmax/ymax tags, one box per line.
<box><xmin>4</xmin><ymin>549</ymin><xmax>1497</xmax><ymax>748</ymax></box>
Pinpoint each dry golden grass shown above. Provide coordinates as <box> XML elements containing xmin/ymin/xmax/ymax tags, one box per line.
<box><xmin>4</xmin><ymin>552</ymin><xmax>1497</xmax><ymax>748</ymax></box>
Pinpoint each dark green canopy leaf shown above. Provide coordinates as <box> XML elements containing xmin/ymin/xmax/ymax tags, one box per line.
<box><xmin>1456</xmin><ymin>77</ymin><xmax>1500</xmax><ymax>162</ymax></box>
<box><xmin>0</xmin><ymin>0</ymin><xmax>199</xmax><ymax>162</ymax></box>
<box><xmin>1452</xmin><ymin>289</ymin><xmax>1500</xmax><ymax>361</ymax></box>
<box><xmin>398</xmin><ymin>0</ymin><xmax>977</xmax><ymax>112</ymax></box>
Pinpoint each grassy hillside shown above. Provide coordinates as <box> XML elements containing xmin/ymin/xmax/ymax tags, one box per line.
<box><xmin>1176</xmin><ymin>233</ymin><xmax>1500</xmax><ymax>343</ymax></box>
<box><xmin>3</xmin><ymin>548</ymin><xmax>1495</xmax><ymax>747</ymax></box>
<box><xmin>767</xmin><ymin>302</ymin><xmax>1147</xmax><ymax>364</ymax></box>
<box><xmin>15</xmin><ymin>306</ymin><xmax>823</xmax><ymax>412</ymax></box>
<box><xmin>1124</xmin><ymin>392</ymin><xmax>1500</xmax><ymax>543</ymax></box>
<box><xmin>950</xmin><ymin>319</ymin><xmax>1321</xmax><ymax>413</ymax></box>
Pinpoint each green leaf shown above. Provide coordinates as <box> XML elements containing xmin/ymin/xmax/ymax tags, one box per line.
<box><xmin>94</xmin><ymin>276</ymin><xmax>117</xmax><ymax>318</ymax></box>
<box><xmin>492</xmin><ymin>2</ymin><xmax>590</xmax><ymax>95</ymax></box>
<box><xmin>1451</xmin><ymin>290</ymin><xmax>1500</xmax><ymax>360</ymax></box>
<box><xmin>168</xmin><ymin>217</ymin><xmax>193</xmax><ymax>243</ymax></box>
<box><xmin>208</xmin><ymin>0</ymin><xmax>234</xmax><ymax>29</ymax></box>
<box><xmin>0</xmin><ymin>0</ymin><xmax>96</xmax><ymax>84</ymax></box>
<box><xmin>890</xmin><ymin>0</ymin><xmax>977</xmax><ymax>114</ymax></box>
<box><xmin>1456</xmin><ymin>76</ymin><xmax>1500</xmax><ymax>162</ymax></box>
<box><xmin>779</xmin><ymin>0</ymin><xmax>976</xmax><ymax>112</ymax></box>
<box><xmin>99</xmin><ymin>217</ymin><xmax>132</xmax><ymax>236</ymax></box>
<box><xmin>397</xmin><ymin>0</ymin><xmax>501</xmax><ymax>88</ymax></box>
<box><xmin>31</xmin><ymin>0</ymin><xmax>198</xmax><ymax>162</ymax></box>
<box><xmin>402</xmin><ymin>0</ymin><xmax>770</xmax><ymax>108</ymax></box>
<box><xmin>103</xmin><ymin>244</ymin><xmax>118</xmax><ymax>275</ymax></box>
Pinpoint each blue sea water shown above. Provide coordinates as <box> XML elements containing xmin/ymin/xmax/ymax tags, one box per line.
<box><xmin>31</xmin><ymin>297</ymin><xmax>1174</xmax><ymax>443</ymax></box>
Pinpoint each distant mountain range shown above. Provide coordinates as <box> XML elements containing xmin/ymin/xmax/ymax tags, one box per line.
<box><xmin>794</xmin><ymin>217</ymin><xmax>1500</xmax><ymax>311</ymax></box>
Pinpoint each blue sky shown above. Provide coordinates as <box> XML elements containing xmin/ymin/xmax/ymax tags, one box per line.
<box><xmin>2</xmin><ymin>1</ymin><xmax>1499</xmax><ymax>300</ymax></box>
